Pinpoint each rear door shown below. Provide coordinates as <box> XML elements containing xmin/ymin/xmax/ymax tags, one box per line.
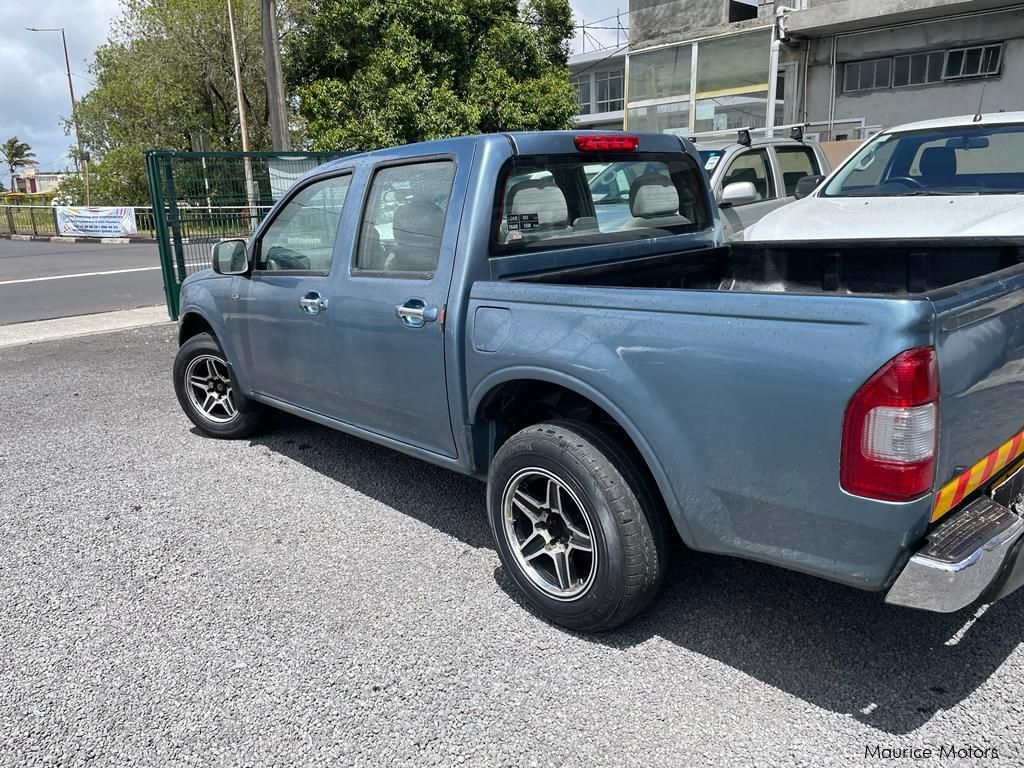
<box><xmin>717</xmin><ymin>148</ymin><xmax>782</xmax><ymax>238</ymax></box>
<box><xmin>331</xmin><ymin>155</ymin><xmax>466</xmax><ymax>458</ymax></box>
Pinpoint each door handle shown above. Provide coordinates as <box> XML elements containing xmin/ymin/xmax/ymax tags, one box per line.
<box><xmin>299</xmin><ymin>292</ymin><xmax>328</xmax><ymax>315</ymax></box>
<box><xmin>396</xmin><ymin>298</ymin><xmax>439</xmax><ymax>328</ymax></box>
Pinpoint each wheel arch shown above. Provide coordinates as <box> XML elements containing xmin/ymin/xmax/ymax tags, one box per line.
<box><xmin>469</xmin><ymin>367</ymin><xmax>693</xmax><ymax>546</ymax></box>
<box><xmin>178</xmin><ymin>310</ymin><xmax>215</xmax><ymax>346</ymax></box>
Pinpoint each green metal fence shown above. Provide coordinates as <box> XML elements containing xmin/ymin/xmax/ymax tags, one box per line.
<box><xmin>144</xmin><ymin>149</ymin><xmax>349</xmax><ymax>319</ymax></box>
<box><xmin>0</xmin><ymin>204</ymin><xmax>158</xmax><ymax>238</ymax></box>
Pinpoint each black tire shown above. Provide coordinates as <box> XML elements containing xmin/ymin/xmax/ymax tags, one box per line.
<box><xmin>173</xmin><ymin>332</ymin><xmax>263</xmax><ymax>439</ymax></box>
<box><xmin>487</xmin><ymin>420</ymin><xmax>667</xmax><ymax>632</ymax></box>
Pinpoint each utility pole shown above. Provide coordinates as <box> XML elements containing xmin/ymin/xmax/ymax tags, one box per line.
<box><xmin>260</xmin><ymin>0</ymin><xmax>290</xmax><ymax>150</ymax></box>
<box><xmin>27</xmin><ymin>26</ymin><xmax>89</xmax><ymax>204</ymax></box>
<box><xmin>227</xmin><ymin>0</ymin><xmax>257</xmax><ymax>225</ymax></box>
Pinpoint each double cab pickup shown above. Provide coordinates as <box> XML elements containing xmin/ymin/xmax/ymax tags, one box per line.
<box><xmin>174</xmin><ymin>130</ymin><xmax>1024</xmax><ymax>630</ymax></box>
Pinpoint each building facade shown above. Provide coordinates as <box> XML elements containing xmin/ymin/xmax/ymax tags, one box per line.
<box><xmin>569</xmin><ymin>48</ymin><xmax>627</xmax><ymax>130</ymax></box>
<box><xmin>567</xmin><ymin>0</ymin><xmax>1024</xmax><ymax>140</ymax></box>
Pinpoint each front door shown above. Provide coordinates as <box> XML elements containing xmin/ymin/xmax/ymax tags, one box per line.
<box><xmin>333</xmin><ymin>158</ymin><xmax>462</xmax><ymax>458</ymax></box>
<box><xmin>239</xmin><ymin>173</ymin><xmax>353</xmax><ymax>414</ymax></box>
<box><xmin>718</xmin><ymin>148</ymin><xmax>783</xmax><ymax>238</ymax></box>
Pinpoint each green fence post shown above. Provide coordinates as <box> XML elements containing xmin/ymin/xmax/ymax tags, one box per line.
<box><xmin>3</xmin><ymin>207</ymin><xmax>14</xmax><ymax>235</ymax></box>
<box><xmin>29</xmin><ymin>207</ymin><xmax>38</xmax><ymax>236</ymax></box>
<box><xmin>163</xmin><ymin>156</ymin><xmax>189</xmax><ymax>294</ymax></box>
<box><xmin>145</xmin><ymin>150</ymin><xmax>180</xmax><ymax>320</ymax></box>
<box><xmin>51</xmin><ymin>207</ymin><xmax>59</xmax><ymax>236</ymax></box>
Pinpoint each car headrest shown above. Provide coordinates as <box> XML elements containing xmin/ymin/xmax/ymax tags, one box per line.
<box><xmin>629</xmin><ymin>174</ymin><xmax>679</xmax><ymax>218</ymax></box>
<box><xmin>920</xmin><ymin>147</ymin><xmax>957</xmax><ymax>177</ymax></box>
<box><xmin>393</xmin><ymin>200</ymin><xmax>445</xmax><ymax>248</ymax></box>
<box><xmin>728</xmin><ymin>168</ymin><xmax>759</xmax><ymax>185</ymax></box>
<box><xmin>507</xmin><ymin>179</ymin><xmax>569</xmax><ymax>227</ymax></box>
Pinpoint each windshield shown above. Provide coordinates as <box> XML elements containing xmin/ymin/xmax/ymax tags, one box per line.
<box><xmin>822</xmin><ymin>123</ymin><xmax>1024</xmax><ymax>197</ymax></box>
<box><xmin>492</xmin><ymin>152</ymin><xmax>711</xmax><ymax>256</ymax></box>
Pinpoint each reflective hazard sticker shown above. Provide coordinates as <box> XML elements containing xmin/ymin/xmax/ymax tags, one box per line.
<box><xmin>506</xmin><ymin>213</ymin><xmax>540</xmax><ymax>231</ymax></box>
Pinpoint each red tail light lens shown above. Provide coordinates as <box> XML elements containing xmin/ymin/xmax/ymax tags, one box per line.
<box><xmin>841</xmin><ymin>347</ymin><xmax>939</xmax><ymax>502</ymax></box>
<box><xmin>574</xmin><ymin>135</ymin><xmax>639</xmax><ymax>152</ymax></box>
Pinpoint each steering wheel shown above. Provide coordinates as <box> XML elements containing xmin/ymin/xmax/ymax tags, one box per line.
<box><xmin>886</xmin><ymin>176</ymin><xmax>924</xmax><ymax>189</ymax></box>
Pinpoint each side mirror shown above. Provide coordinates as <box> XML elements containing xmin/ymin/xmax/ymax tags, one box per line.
<box><xmin>719</xmin><ymin>181</ymin><xmax>758</xmax><ymax>208</ymax></box>
<box><xmin>794</xmin><ymin>174</ymin><xmax>825</xmax><ymax>200</ymax></box>
<box><xmin>211</xmin><ymin>239</ymin><xmax>249</xmax><ymax>275</ymax></box>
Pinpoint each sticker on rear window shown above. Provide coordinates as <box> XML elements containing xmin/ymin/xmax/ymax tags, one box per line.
<box><xmin>704</xmin><ymin>155</ymin><xmax>721</xmax><ymax>171</ymax></box>
<box><xmin>506</xmin><ymin>213</ymin><xmax>540</xmax><ymax>231</ymax></box>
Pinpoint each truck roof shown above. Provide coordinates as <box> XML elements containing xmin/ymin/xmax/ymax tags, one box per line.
<box><xmin>312</xmin><ymin>130</ymin><xmax>693</xmax><ymax>175</ymax></box>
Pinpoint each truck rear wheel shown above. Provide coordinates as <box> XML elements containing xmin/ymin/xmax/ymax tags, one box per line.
<box><xmin>487</xmin><ymin>420</ymin><xmax>667</xmax><ymax>631</ymax></box>
<box><xmin>173</xmin><ymin>332</ymin><xmax>262</xmax><ymax>439</ymax></box>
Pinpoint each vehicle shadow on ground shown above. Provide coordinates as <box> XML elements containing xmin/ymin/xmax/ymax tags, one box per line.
<box><xmin>252</xmin><ymin>414</ymin><xmax>1022</xmax><ymax>737</ymax></box>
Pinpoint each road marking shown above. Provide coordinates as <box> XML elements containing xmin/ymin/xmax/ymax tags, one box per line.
<box><xmin>0</xmin><ymin>266</ymin><xmax>161</xmax><ymax>286</ymax></box>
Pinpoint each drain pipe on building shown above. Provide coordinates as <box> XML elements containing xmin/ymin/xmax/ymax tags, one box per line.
<box><xmin>766</xmin><ymin>6</ymin><xmax>794</xmax><ymax>138</ymax></box>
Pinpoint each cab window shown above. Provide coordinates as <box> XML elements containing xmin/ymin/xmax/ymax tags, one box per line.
<box><xmin>721</xmin><ymin>150</ymin><xmax>776</xmax><ymax>203</ymax></box>
<box><xmin>775</xmin><ymin>146</ymin><xmax>820</xmax><ymax>196</ymax></box>
<box><xmin>355</xmin><ymin>160</ymin><xmax>456</xmax><ymax>274</ymax></box>
<box><xmin>256</xmin><ymin>175</ymin><xmax>351</xmax><ymax>273</ymax></box>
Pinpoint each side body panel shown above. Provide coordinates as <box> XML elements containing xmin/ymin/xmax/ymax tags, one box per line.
<box><xmin>465</xmin><ymin>282</ymin><xmax>938</xmax><ymax>590</ymax></box>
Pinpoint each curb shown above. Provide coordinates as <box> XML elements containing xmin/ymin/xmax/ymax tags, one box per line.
<box><xmin>1</xmin><ymin>233</ymin><xmax>155</xmax><ymax>245</ymax></box>
<box><xmin>0</xmin><ymin>305</ymin><xmax>170</xmax><ymax>349</ymax></box>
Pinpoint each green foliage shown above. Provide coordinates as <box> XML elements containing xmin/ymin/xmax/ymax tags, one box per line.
<box><xmin>72</xmin><ymin>0</ymin><xmax>276</xmax><ymax>202</ymax></box>
<box><xmin>1</xmin><ymin>137</ymin><xmax>37</xmax><ymax>191</ymax></box>
<box><xmin>286</xmin><ymin>0</ymin><xmax>577</xmax><ymax>151</ymax></box>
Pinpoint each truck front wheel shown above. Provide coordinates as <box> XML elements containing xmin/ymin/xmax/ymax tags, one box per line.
<box><xmin>173</xmin><ymin>332</ymin><xmax>262</xmax><ymax>439</ymax></box>
<box><xmin>487</xmin><ymin>420</ymin><xmax>667</xmax><ymax>631</ymax></box>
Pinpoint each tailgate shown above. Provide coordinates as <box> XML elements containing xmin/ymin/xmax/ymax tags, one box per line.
<box><xmin>931</xmin><ymin>266</ymin><xmax>1024</xmax><ymax>520</ymax></box>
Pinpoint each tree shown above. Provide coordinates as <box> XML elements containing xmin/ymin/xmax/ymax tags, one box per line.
<box><xmin>285</xmin><ymin>0</ymin><xmax>577</xmax><ymax>151</ymax></box>
<box><xmin>1</xmin><ymin>137</ymin><xmax>36</xmax><ymax>192</ymax></box>
<box><xmin>72</xmin><ymin>0</ymin><xmax>278</xmax><ymax>204</ymax></box>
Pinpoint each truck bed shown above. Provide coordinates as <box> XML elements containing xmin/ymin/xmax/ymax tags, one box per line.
<box><xmin>511</xmin><ymin>239</ymin><xmax>1024</xmax><ymax>297</ymax></box>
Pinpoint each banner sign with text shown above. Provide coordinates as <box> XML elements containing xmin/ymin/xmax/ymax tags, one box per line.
<box><xmin>56</xmin><ymin>206</ymin><xmax>138</xmax><ymax>237</ymax></box>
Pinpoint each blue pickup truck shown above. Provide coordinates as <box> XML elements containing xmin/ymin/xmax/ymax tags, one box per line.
<box><xmin>173</xmin><ymin>131</ymin><xmax>1024</xmax><ymax>631</ymax></box>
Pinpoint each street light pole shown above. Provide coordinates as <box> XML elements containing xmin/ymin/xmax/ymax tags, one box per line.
<box><xmin>26</xmin><ymin>26</ymin><xmax>90</xmax><ymax>204</ymax></box>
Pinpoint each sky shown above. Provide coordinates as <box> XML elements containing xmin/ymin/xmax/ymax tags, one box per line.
<box><xmin>0</xmin><ymin>0</ymin><xmax>627</xmax><ymax>174</ymax></box>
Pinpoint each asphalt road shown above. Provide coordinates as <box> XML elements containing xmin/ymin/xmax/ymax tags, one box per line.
<box><xmin>1</xmin><ymin>326</ymin><xmax>1023</xmax><ymax>766</ymax></box>
<box><xmin>0</xmin><ymin>239</ymin><xmax>165</xmax><ymax>325</ymax></box>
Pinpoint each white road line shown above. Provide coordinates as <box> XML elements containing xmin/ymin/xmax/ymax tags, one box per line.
<box><xmin>0</xmin><ymin>266</ymin><xmax>161</xmax><ymax>286</ymax></box>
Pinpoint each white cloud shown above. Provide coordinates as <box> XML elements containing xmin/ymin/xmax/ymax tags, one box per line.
<box><xmin>0</xmin><ymin>0</ymin><xmax>121</xmax><ymax>172</ymax></box>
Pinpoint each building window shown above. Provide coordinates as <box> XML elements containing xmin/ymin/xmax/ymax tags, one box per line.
<box><xmin>893</xmin><ymin>51</ymin><xmax>945</xmax><ymax>87</ymax></box>
<box><xmin>843</xmin><ymin>58</ymin><xmax>892</xmax><ymax>92</ymax></box>
<box><xmin>595</xmin><ymin>69</ymin><xmax>624</xmax><ymax>112</ymax></box>
<box><xmin>944</xmin><ymin>45</ymin><xmax>1002</xmax><ymax>79</ymax></box>
<box><xmin>843</xmin><ymin>43</ymin><xmax>1003</xmax><ymax>95</ymax></box>
<box><xmin>570</xmin><ymin>73</ymin><xmax>591</xmax><ymax>115</ymax></box>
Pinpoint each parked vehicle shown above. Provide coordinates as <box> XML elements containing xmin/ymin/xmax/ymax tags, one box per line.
<box><xmin>741</xmin><ymin>112</ymin><xmax>1024</xmax><ymax>240</ymax></box>
<box><xmin>694</xmin><ymin>134</ymin><xmax>828</xmax><ymax>239</ymax></box>
<box><xmin>174</xmin><ymin>130</ymin><xmax>1024</xmax><ymax>631</ymax></box>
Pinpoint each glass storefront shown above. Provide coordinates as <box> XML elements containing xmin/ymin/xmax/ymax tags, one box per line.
<box><xmin>626</xmin><ymin>29</ymin><xmax>777</xmax><ymax>136</ymax></box>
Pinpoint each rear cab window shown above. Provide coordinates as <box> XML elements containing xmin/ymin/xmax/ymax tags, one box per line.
<box><xmin>491</xmin><ymin>152</ymin><xmax>711</xmax><ymax>256</ymax></box>
<box><xmin>775</xmin><ymin>146</ymin><xmax>820</xmax><ymax>196</ymax></box>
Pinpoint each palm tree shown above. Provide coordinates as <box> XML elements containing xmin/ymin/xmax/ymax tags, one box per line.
<box><xmin>1</xmin><ymin>138</ymin><xmax>36</xmax><ymax>193</ymax></box>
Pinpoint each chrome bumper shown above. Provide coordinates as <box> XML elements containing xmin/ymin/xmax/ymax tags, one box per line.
<box><xmin>885</xmin><ymin>497</ymin><xmax>1024</xmax><ymax>613</ymax></box>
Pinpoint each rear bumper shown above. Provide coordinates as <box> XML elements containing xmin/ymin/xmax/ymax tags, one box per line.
<box><xmin>885</xmin><ymin>497</ymin><xmax>1024</xmax><ymax>613</ymax></box>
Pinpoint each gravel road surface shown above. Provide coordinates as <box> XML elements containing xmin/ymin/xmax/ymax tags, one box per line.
<box><xmin>1</xmin><ymin>325</ymin><xmax>1022</xmax><ymax>767</ymax></box>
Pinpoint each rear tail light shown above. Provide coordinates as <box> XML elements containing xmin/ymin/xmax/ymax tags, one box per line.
<box><xmin>574</xmin><ymin>135</ymin><xmax>639</xmax><ymax>152</ymax></box>
<box><xmin>841</xmin><ymin>347</ymin><xmax>939</xmax><ymax>502</ymax></box>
